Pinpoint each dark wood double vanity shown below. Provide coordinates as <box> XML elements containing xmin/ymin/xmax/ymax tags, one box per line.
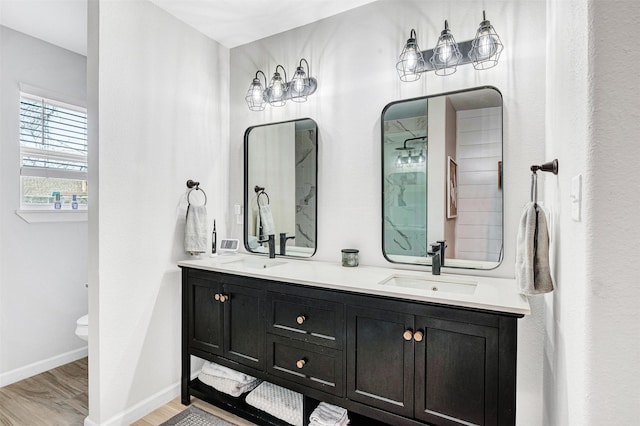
<box><xmin>180</xmin><ymin>259</ymin><xmax>526</xmax><ymax>426</ymax></box>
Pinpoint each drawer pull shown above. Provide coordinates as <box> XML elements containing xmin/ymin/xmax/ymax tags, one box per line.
<box><xmin>296</xmin><ymin>315</ymin><xmax>306</xmax><ymax>325</ymax></box>
<box><xmin>214</xmin><ymin>293</ymin><xmax>221</xmax><ymax>301</ymax></box>
<box><xmin>296</xmin><ymin>358</ymin><xmax>307</xmax><ymax>369</ymax></box>
<box><xmin>219</xmin><ymin>294</ymin><xmax>228</xmax><ymax>303</ymax></box>
<box><xmin>414</xmin><ymin>330</ymin><xmax>424</xmax><ymax>342</ymax></box>
<box><xmin>403</xmin><ymin>329</ymin><xmax>413</xmax><ymax>341</ymax></box>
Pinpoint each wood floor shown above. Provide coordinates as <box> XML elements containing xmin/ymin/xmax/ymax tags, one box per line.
<box><xmin>0</xmin><ymin>358</ymin><xmax>254</xmax><ymax>426</ymax></box>
<box><xmin>0</xmin><ymin>357</ymin><xmax>88</xmax><ymax>425</ymax></box>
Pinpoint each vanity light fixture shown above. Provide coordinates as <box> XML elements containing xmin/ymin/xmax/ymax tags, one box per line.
<box><xmin>395</xmin><ymin>136</ymin><xmax>427</xmax><ymax>168</ymax></box>
<box><xmin>245</xmin><ymin>58</ymin><xmax>318</xmax><ymax>111</ymax></box>
<box><xmin>468</xmin><ymin>11</ymin><xmax>504</xmax><ymax>70</ymax></box>
<box><xmin>429</xmin><ymin>20</ymin><xmax>462</xmax><ymax>76</ymax></box>
<box><xmin>245</xmin><ymin>71</ymin><xmax>268</xmax><ymax>111</ymax></box>
<box><xmin>396</xmin><ymin>10</ymin><xmax>503</xmax><ymax>81</ymax></box>
<box><xmin>396</xmin><ymin>29</ymin><xmax>425</xmax><ymax>82</ymax></box>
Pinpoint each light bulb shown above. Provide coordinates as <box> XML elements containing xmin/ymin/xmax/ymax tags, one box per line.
<box><xmin>405</xmin><ymin>47</ymin><xmax>418</xmax><ymax>70</ymax></box>
<box><xmin>293</xmin><ymin>77</ymin><xmax>304</xmax><ymax>94</ymax></box>
<box><xmin>273</xmin><ymin>81</ymin><xmax>283</xmax><ymax>98</ymax></box>
<box><xmin>438</xmin><ymin>43</ymin><xmax>452</xmax><ymax>63</ymax></box>
<box><xmin>251</xmin><ymin>86</ymin><xmax>262</xmax><ymax>102</ymax></box>
<box><xmin>477</xmin><ymin>31</ymin><xmax>497</xmax><ymax>57</ymax></box>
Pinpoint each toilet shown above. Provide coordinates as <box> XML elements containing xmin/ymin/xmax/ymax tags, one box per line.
<box><xmin>75</xmin><ymin>314</ymin><xmax>88</xmax><ymax>342</ymax></box>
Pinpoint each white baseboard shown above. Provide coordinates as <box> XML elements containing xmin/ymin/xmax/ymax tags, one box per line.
<box><xmin>0</xmin><ymin>346</ymin><xmax>88</xmax><ymax>387</ymax></box>
<box><xmin>89</xmin><ymin>381</ymin><xmax>180</xmax><ymax>426</ymax></box>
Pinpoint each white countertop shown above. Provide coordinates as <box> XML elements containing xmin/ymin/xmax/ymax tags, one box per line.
<box><xmin>178</xmin><ymin>254</ymin><xmax>531</xmax><ymax>316</ymax></box>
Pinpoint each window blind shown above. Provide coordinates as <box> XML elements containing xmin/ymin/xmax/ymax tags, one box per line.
<box><xmin>19</xmin><ymin>93</ymin><xmax>87</xmax><ymax>180</ymax></box>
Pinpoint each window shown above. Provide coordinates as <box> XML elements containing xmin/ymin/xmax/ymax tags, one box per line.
<box><xmin>19</xmin><ymin>93</ymin><xmax>88</xmax><ymax>210</ymax></box>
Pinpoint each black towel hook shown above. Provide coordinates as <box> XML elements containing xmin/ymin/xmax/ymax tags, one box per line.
<box><xmin>531</xmin><ymin>159</ymin><xmax>559</xmax><ymax>175</ymax></box>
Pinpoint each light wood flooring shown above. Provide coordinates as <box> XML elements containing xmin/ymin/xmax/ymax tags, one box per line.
<box><xmin>0</xmin><ymin>357</ymin><xmax>88</xmax><ymax>425</ymax></box>
<box><xmin>0</xmin><ymin>358</ymin><xmax>254</xmax><ymax>426</ymax></box>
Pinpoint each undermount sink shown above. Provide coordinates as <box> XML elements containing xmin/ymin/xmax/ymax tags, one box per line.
<box><xmin>378</xmin><ymin>274</ymin><xmax>478</xmax><ymax>295</ymax></box>
<box><xmin>227</xmin><ymin>258</ymin><xmax>287</xmax><ymax>269</ymax></box>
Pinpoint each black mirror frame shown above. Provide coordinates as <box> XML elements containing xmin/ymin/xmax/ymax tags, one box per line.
<box><xmin>380</xmin><ymin>86</ymin><xmax>503</xmax><ymax>270</ymax></box>
<box><xmin>243</xmin><ymin>117</ymin><xmax>319</xmax><ymax>258</ymax></box>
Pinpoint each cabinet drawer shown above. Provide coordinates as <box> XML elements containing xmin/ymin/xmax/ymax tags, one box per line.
<box><xmin>267</xmin><ymin>293</ymin><xmax>343</xmax><ymax>348</ymax></box>
<box><xmin>267</xmin><ymin>334</ymin><xmax>343</xmax><ymax>397</ymax></box>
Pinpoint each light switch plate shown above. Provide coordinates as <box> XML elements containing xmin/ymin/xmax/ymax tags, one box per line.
<box><xmin>571</xmin><ymin>174</ymin><xmax>582</xmax><ymax>221</ymax></box>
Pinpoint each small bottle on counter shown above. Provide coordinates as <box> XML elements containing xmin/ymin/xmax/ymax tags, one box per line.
<box><xmin>71</xmin><ymin>195</ymin><xmax>78</xmax><ymax>210</ymax></box>
<box><xmin>341</xmin><ymin>249</ymin><xmax>359</xmax><ymax>267</ymax></box>
<box><xmin>53</xmin><ymin>192</ymin><xmax>62</xmax><ymax>209</ymax></box>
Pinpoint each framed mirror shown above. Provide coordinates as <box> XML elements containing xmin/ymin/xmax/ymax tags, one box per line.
<box><xmin>382</xmin><ymin>87</ymin><xmax>503</xmax><ymax>270</ymax></box>
<box><xmin>244</xmin><ymin>118</ymin><xmax>318</xmax><ymax>258</ymax></box>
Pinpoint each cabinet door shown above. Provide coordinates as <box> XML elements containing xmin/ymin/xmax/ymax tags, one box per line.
<box><xmin>346</xmin><ymin>305</ymin><xmax>415</xmax><ymax>417</ymax></box>
<box><xmin>414</xmin><ymin>316</ymin><xmax>499</xmax><ymax>426</ymax></box>
<box><xmin>223</xmin><ymin>283</ymin><xmax>265</xmax><ymax>370</ymax></box>
<box><xmin>189</xmin><ymin>276</ymin><xmax>223</xmax><ymax>356</ymax></box>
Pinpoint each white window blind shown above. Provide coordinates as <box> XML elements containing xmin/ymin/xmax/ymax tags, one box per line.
<box><xmin>19</xmin><ymin>93</ymin><xmax>88</xmax><ymax>208</ymax></box>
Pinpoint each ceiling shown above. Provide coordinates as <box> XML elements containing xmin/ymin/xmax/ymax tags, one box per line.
<box><xmin>0</xmin><ymin>0</ymin><xmax>378</xmax><ymax>55</ymax></box>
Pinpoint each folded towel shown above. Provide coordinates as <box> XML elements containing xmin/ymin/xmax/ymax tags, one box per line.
<box><xmin>184</xmin><ymin>204</ymin><xmax>208</xmax><ymax>254</ymax></box>
<box><xmin>246</xmin><ymin>382</ymin><xmax>303</xmax><ymax>426</ymax></box>
<box><xmin>259</xmin><ymin>205</ymin><xmax>275</xmax><ymax>236</ymax></box>
<box><xmin>310</xmin><ymin>402</ymin><xmax>349</xmax><ymax>426</ymax></box>
<box><xmin>201</xmin><ymin>361</ymin><xmax>256</xmax><ymax>385</ymax></box>
<box><xmin>197</xmin><ymin>371</ymin><xmax>260</xmax><ymax>397</ymax></box>
<box><xmin>516</xmin><ymin>202</ymin><xmax>554</xmax><ymax>295</ymax></box>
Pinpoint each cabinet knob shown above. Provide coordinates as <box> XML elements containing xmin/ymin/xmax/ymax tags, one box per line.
<box><xmin>414</xmin><ymin>330</ymin><xmax>424</xmax><ymax>342</ymax></box>
<box><xmin>214</xmin><ymin>293</ymin><xmax>221</xmax><ymax>301</ymax></box>
<box><xmin>296</xmin><ymin>315</ymin><xmax>306</xmax><ymax>325</ymax></box>
<box><xmin>403</xmin><ymin>330</ymin><xmax>413</xmax><ymax>341</ymax></box>
<box><xmin>219</xmin><ymin>294</ymin><xmax>228</xmax><ymax>303</ymax></box>
<box><xmin>296</xmin><ymin>359</ymin><xmax>307</xmax><ymax>369</ymax></box>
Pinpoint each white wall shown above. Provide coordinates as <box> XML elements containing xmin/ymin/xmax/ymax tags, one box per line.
<box><xmin>229</xmin><ymin>1</ymin><xmax>546</xmax><ymax>423</ymax></box>
<box><xmin>456</xmin><ymin>106</ymin><xmax>502</xmax><ymax>262</ymax></box>
<box><xmin>544</xmin><ymin>0</ymin><xmax>640</xmax><ymax>424</ymax></box>
<box><xmin>0</xmin><ymin>26</ymin><xmax>88</xmax><ymax>386</ymax></box>
<box><xmin>86</xmin><ymin>0</ymin><xmax>229</xmax><ymax>424</ymax></box>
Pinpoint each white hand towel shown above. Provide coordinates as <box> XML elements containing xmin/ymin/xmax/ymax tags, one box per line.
<box><xmin>197</xmin><ymin>371</ymin><xmax>260</xmax><ymax>397</ymax></box>
<box><xmin>201</xmin><ymin>361</ymin><xmax>256</xmax><ymax>385</ymax></box>
<box><xmin>310</xmin><ymin>402</ymin><xmax>349</xmax><ymax>426</ymax></box>
<box><xmin>246</xmin><ymin>382</ymin><xmax>303</xmax><ymax>426</ymax></box>
<box><xmin>259</xmin><ymin>205</ymin><xmax>276</xmax><ymax>236</ymax></box>
<box><xmin>516</xmin><ymin>202</ymin><xmax>554</xmax><ymax>295</ymax></box>
<box><xmin>184</xmin><ymin>204</ymin><xmax>208</xmax><ymax>254</ymax></box>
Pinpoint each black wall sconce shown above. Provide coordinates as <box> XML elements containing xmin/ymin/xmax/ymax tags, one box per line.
<box><xmin>396</xmin><ymin>11</ymin><xmax>503</xmax><ymax>82</ymax></box>
<box><xmin>245</xmin><ymin>58</ymin><xmax>318</xmax><ymax>111</ymax></box>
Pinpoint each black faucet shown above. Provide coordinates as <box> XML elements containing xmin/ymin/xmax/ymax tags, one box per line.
<box><xmin>427</xmin><ymin>240</ymin><xmax>446</xmax><ymax>275</ymax></box>
<box><xmin>258</xmin><ymin>234</ymin><xmax>276</xmax><ymax>258</ymax></box>
<box><xmin>279</xmin><ymin>232</ymin><xmax>296</xmax><ymax>256</ymax></box>
<box><xmin>435</xmin><ymin>240</ymin><xmax>447</xmax><ymax>266</ymax></box>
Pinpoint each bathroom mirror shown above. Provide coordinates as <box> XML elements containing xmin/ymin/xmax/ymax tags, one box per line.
<box><xmin>244</xmin><ymin>118</ymin><xmax>317</xmax><ymax>258</ymax></box>
<box><xmin>382</xmin><ymin>87</ymin><xmax>503</xmax><ymax>270</ymax></box>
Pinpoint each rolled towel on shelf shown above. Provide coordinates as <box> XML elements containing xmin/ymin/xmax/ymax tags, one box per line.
<box><xmin>516</xmin><ymin>202</ymin><xmax>554</xmax><ymax>295</ymax></box>
<box><xmin>201</xmin><ymin>361</ymin><xmax>256</xmax><ymax>385</ymax></box>
<box><xmin>197</xmin><ymin>371</ymin><xmax>260</xmax><ymax>398</ymax></box>
<box><xmin>310</xmin><ymin>402</ymin><xmax>350</xmax><ymax>426</ymax></box>
<box><xmin>246</xmin><ymin>381</ymin><xmax>303</xmax><ymax>426</ymax></box>
<box><xmin>184</xmin><ymin>204</ymin><xmax>208</xmax><ymax>255</ymax></box>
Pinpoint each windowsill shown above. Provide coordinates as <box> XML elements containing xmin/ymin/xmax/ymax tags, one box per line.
<box><xmin>16</xmin><ymin>209</ymin><xmax>88</xmax><ymax>223</ymax></box>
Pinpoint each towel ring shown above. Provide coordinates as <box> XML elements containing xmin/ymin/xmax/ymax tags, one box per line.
<box><xmin>187</xmin><ymin>188</ymin><xmax>207</xmax><ymax>206</ymax></box>
<box><xmin>255</xmin><ymin>185</ymin><xmax>270</xmax><ymax>206</ymax></box>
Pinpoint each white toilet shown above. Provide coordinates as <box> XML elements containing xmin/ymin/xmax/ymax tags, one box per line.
<box><xmin>75</xmin><ymin>314</ymin><xmax>88</xmax><ymax>342</ymax></box>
